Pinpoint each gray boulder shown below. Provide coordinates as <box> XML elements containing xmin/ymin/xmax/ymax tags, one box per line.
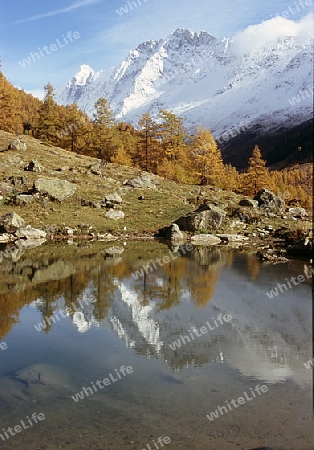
<box><xmin>0</xmin><ymin>182</ymin><xmax>13</xmax><ymax>196</ymax></box>
<box><xmin>15</xmin><ymin>225</ymin><xmax>47</xmax><ymax>240</ymax></box>
<box><xmin>0</xmin><ymin>234</ymin><xmax>12</xmax><ymax>243</ymax></box>
<box><xmin>24</xmin><ymin>160</ymin><xmax>44</xmax><ymax>173</ymax></box>
<box><xmin>126</xmin><ymin>173</ymin><xmax>157</xmax><ymax>189</ymax></box>
<box><xmin>103</xmin><ymin>192</ymin><xmax>123</xmax><ymax>208</ymax></box>
<box><xmin>191</xmin><ymin>234</ymin><xmax>221</xmax><ymax>246</ymax></box>
<box><xmin>13</xmin><ymin>194</ymin><xmax>34</xmax><ymax>206</ymax></box>
<box><xmin>254</xmin><ymin>188</ymin><xmax>285</xmax><ymax>212</ymax></box>
<box><xmin>288</xmin><ymin>207</ymin><xmax>307</xmax><ymax>218</ymax></box>
<box><xmin>157</xmin><ymin>223</ymin><xmax>185</xmax><ymax>242</ymax></box>
<box><xmin>8</xmin><ymin>139</ymin><xmax>27</xmax><ymax>151</ymax></box>
<box><xmin>34</xmin><ymin>178</ymin><xmax>76</xmax><ymax>202</ymax></box>
<box><xmin>90</xmin><ymin>163</ymin><xmax>102</xmax><ymax>176</ymax></box>
<box><xmin>169</xmin><ymin>224</ymin><xmax>184</xmax><ymax>242</ymax></box>
<box><xmin>176</xmin><ymin>204</ymin><xmax>226</xmax><ymax>232</ymax></box>
<box><xmin>105</xmin><ymin>210</ymin><xmax>125</xmax><ymax>220</ymax></box>
<box><xmin>0</xmin><ymin>212</ymin><xmax>25</xmax><ymax>233</ymax></box>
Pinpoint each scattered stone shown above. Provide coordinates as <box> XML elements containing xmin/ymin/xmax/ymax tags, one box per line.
<box><xmin>65</xmin><ymin>227</ymin><xmax>75</xmax><ymax>236</ymax></box>
<box><xmin>254</xmin><ymin>188</ymin><xmax>285</xmax><ymax>213</ymax></box>
<box><xmin>0</xmin><ymin>233</ymin><xmax>12</xmax><ymax>243</ymax></box>
<box><xmin>89</xmin><ymin>163</ymin><xmax>102</xmax><ymax>176</ymax></box>
<box><xmin>288</xmin><ymin>207</ymin><xmax>307</xmax><ymax>218</ymax></box>
<box><xmin>105</xmin><ymin>177</ymin><xmax>118</xmax><ymax>184</ymax></box>
<box><xmin>257</xmin><ymin>249</ymin><xmax>289</xmax><ymax>264</ymax></box>
<box><xmin>169</xmin><ymin>224</ymin><xmax>184</xmax><ymax>242</ymax></box>
<box><xmin>80</xmin><ymin>199</ymin><xmax>100</xmax><ymax>208</ymax></box>
<box><xmin>239</xmin><ymin>199</ymin><xmax>258</xmax><ymax>208</ymax></box>
<box><xmin>97</xmin><ymin>233</ymin><xmax>117</xmax><ymax>241</ymax></box>
<box><xmin>105</xmin><ymin>210</ymin><xmax>125</xmax><ymax>220</ymax></box>
<box><xmin>24</xmin><ymin>160</ymin><xmax>44</xmax><ymax>173</ymax></box>
<box><xmin>15</xmin><ymin>226</ymin><xmax>47</xmax><ymax>240</ymax></box>
<box><xmin>157</xmin><ymin>223</ymin><xmax>186</xmax><ymax>242</ymax></box>
<box><xmin>0</xmin><ymin>212</ymin><xmax>26</xmax><ymax>233</ymax></box>
<box><xmin>34</xmin><ymin>178</ymin><xmax>76</xmax><ymax>202</ymax></box>
<box><xmin>13</xmin><ymin>194</ymin><xmax>34</xmax><ymax>206</ymax></box>
<box><xmin>0</xmin><ymin>182</ymin><xmax>13</xmax><ymax>196</ymax></box>
<box><xmin>176</xmin><ymin>204</ymin><xmax>226</xmax><ymax>232</ymax></box>
<box><xmin>191</xmin><ymin>234</ymin><xmax>221</xmax><ymax>245</ymax></box>
<box><xmin>103</xmin><ymin>193</ymin><xmax>123</xmax><ymax>208</ymax></box>
<box><xmin>125</xmin><ymin>172</ymin><xmax>157</xmax><ymax>189</ymax></box>
<box><xmin>8</xmin><ymin>139</ymin><xmax>27</xmax><ymax>151</ymax></box>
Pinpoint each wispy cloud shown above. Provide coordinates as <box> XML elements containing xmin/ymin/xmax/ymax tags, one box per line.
<box><xmin>12</xmin><ymin>0</ymin><xmax>104</xmax><ymax>25</ymax></box>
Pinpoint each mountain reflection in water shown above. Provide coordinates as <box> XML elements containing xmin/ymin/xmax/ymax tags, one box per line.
<box><xmin>0</xmin><ymin>241</ymin><xmax>311</xmax><ymax>388</ymax></box>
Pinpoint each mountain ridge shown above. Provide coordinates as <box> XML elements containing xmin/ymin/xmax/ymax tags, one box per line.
<box><xmin>55</xmin><ymin>17</ymin><xmax>313</xmax><ymax>168</ymax></box>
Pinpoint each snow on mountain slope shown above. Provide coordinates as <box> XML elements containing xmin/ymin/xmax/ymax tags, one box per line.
<box><xmin>55</xmin><ymin>15</ymin><xmax>313</xmax><ymax>138</ymax></box>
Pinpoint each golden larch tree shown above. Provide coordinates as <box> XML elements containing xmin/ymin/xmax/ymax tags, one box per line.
<box><xmin>242</xmin><ymin>145</ymin><xmax>272</xmax><ymax>195</ymax></box>
<box><xmin>191</xmin><ymin>127</ymin><xmax>225</xmax><ymax>186</ymax></box>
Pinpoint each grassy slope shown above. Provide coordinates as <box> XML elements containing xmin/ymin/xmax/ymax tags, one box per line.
<box><xmin>0</xmin><ymin>130</ymin><xmax>311</xmax><ymax>238</ymax></box>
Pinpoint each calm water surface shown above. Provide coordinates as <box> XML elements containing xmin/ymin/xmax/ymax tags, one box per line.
<box><xmin>0</xmin><ymin>241</ymin><xmax>312</xmax><ymax>450</ymax></box>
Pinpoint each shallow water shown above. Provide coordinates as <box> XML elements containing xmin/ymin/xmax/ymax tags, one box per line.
<box><xmin>0</xmin><ymin>241</ymin><xmax>312</xmax><ymax>449</ymax></box>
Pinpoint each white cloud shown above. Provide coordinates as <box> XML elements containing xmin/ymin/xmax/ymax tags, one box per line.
<box><xmin>233</xmin><ymin>13</ymin><xmax>314</xmax><ymax>56</ymax></box>
<box><xmin>12</xmin><ymin>0</ymin><xmax>104</xmax><ymax>24</ymax></box>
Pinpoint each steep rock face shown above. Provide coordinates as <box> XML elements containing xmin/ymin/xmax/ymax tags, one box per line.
<box><xmin>55</xmin><ymin>25</ymin><xmax>313</xmax><ymax>142</ymax></box>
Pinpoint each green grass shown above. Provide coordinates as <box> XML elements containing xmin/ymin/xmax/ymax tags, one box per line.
<box><xmin>0</xmin><ymin>130</ymin><xmax>312</xmax><ymax>237</ymax></box>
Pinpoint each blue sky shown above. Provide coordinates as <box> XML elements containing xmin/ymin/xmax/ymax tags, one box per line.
<box><xmin>0</xmin><ymin>0</ymin><xmax>312</xmax><ymax>95</ymax></box>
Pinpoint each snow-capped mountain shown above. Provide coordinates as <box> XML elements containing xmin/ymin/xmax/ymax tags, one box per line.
<box><xmin>55</xmin><ymin>16</ymin><xmax>313</xmax><ymax>145</ymax></box>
